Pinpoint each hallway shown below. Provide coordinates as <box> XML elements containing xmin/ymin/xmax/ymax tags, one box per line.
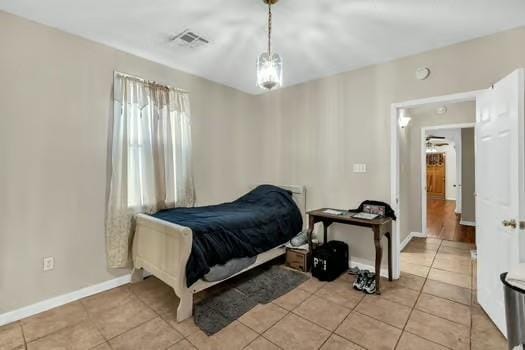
<box><xmin>426</xmin><ymin>198</ymin><xmax>475</xmax><ymax>244</ymax></box>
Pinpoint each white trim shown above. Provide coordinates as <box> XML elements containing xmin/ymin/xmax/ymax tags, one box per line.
<box><xmin>390</xmin><ymin>105</ymin><xmax>401</xmax><ymax>280</ymax></box>
<box><xmin>420</xmin><ymin>123</ymin><xmax>476</xmax><ymax>233</ymax></box>
<box><xmin>400</xmin><ymin>234</ymin><xmax>412</xmax><ymax>251</ymax></box>
<box><xmin>446</xmin><ymin>197</ymin><xmax>457</xmax><ymax>201</ymax></box>
<box><xmin>350</xmin><ymin>260</ymin><xmax>390</xmax><ymax>279</ymax></box>
<box><xmin>460</xmin><ymin>220</ymin><xmax>476</xmax><ymax>227</ymax></box>
<box><xmin>0</xmin><ymin>274</ymin><xmax>132</xmax><ymax>326</ymax></box>
<box><xmin>456</xmin><ymin>131</ymin><xmax>463</xmax><ymax>214</ymax></box>
<box><xmin>392</xmin><ymin>90</ymin><xmax>485</xmax><ymax>109</ymax></box>
<box><xmin>411</xmin><ymin>232</ymin><xmax>428</xmax><ymax>238</ymax></box>
<box><xmin>390</xmin><ymin>90</ymin><xmax>484</xmax><ymax>282</ymax></box>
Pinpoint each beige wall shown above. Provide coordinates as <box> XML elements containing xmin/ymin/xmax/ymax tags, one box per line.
<box><xmin>461</xmin><ymin>128</ymin><xmax>476</xmax><ymax>223</ymax></box>
<box><xmin>0</xmin><ymin>11</ymin><xmax>271</xmax><ymax>313</ymax></box>
<box><xmin>256</xmin><ymin>27</ymin><xmax>525</xmax><ymax>268</ymax></box>
<box><xmin>400</xmin><ymin>102</ymin><xmax>476</xmax><ymax>240</ymax></box>
<box><xmin>2</xmin><ymin>8</ymin><xmax>525</xmax><ymax>313</ymax></box>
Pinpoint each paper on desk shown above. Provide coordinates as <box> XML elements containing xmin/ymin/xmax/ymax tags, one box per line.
<box><xmin>323</xmin><ymin>209</ymin><xmax>345</xmax><ymax>215</ymax></box>
<box><xmin>352</xmin><ymin>212</ymin><xmax>379</xmax><ymax>220</ymax></box>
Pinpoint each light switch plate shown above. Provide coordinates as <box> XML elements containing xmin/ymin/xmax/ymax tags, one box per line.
<box><xmin>43</xmin><ymin>256</ymin><xmax>55</xmax><ymax>271</ymax></box>
<box><xmin>353</xmin><ymin>163</ymin><xmax>367</xmax><ymax>173</ymax></box>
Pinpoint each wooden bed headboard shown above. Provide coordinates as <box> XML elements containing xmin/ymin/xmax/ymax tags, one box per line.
<box><xmin>252</xmin><ymin>184</ymin><xmax>307</xmax><ymax>229</ymax></box>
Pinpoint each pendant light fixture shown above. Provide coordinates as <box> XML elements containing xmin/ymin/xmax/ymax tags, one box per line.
<box><xmin>257</xmin><ymin>0</ymin><xmax>283</xmax><ymax>90</ymax></box>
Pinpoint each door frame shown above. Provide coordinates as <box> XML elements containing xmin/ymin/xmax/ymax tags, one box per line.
<box><xmin>420</xmin><ymin>123</ymin><xmax>475</xmax><ymax>235</ymax></box>
<box><xmin>390</xmin><ymin>89</ymin><xmax>484</xmax><ymax>278</ymax></box>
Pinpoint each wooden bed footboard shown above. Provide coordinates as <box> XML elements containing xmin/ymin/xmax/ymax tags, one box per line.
<box><xmin>132</xmin><ymin>213</ymin><xmax>194</xmax><ymax>321</ymax></box>
<box><xmin>131</xmin><ymin>184</ymin><xmax>306</xmax><ymax>322</ymax></box>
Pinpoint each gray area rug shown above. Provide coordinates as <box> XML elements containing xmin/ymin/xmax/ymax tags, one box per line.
<box><xmin>194</xmin><ymin>265</ymin><xmax>309</xmax><ymax>335</ymax></box>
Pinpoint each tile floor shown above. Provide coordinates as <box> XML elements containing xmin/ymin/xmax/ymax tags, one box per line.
<box><xmin>0</xmin><ymin>238</ymin><xmax>507</xmax><ymax>350</ymax></box>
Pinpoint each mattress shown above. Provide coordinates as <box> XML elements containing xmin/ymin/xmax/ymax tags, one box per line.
<box><xmin>151</xmin><ymin>185</ymin><xmax>303</xmax><ymax>286</ymax></box>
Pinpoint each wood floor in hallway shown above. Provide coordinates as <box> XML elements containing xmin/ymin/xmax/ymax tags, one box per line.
<box><xmin>427</xmin><ymin>198</ymin><xmax>475</xmax><ymax>243</ymax></box>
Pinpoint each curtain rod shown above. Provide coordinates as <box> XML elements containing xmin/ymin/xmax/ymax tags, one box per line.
<box><xmin>114</xmin><ymin>71</ymin><xmax>189</xmax><ymax>94</ymax></box>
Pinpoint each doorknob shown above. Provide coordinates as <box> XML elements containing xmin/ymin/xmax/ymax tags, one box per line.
<box><xmin>502</xmin><ymin>219</ymin><xmax>517</xmax><ymax>229</ymax></box>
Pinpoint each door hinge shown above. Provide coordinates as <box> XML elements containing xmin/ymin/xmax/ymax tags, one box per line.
<box><xmin>520</xmin><ymin>221</ymin><xmax>525</xmax><ymax>230</ymax></box>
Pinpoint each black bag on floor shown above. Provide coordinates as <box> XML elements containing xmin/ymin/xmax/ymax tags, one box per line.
<box><xmin>312</xmin><ymin>240</ymin><xmax>349</xmax><ymax>281</ymax></box>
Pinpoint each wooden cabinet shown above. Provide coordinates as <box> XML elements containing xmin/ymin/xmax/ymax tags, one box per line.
<box><xmin>427</xmin><ymin>153</ymin><xmax>446</xmax><ymax>199</ymax></box>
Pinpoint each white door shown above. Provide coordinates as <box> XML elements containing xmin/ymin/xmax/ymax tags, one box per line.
<box><xmin>476</xmin><ymin>68</ymin><xmax>524</xmax><ymax>336</ymax></box>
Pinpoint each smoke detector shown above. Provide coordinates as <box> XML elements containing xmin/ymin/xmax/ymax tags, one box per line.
<box><xmin>436</xmin><ymin>106</ymin><xmax>448</xmax><ymax>115</ymax></box>
<box><xmin>170</xmin><ymin>29</ymin><xmax>209</xmax><ymax>48</ymax></box>
<box><xmin>415</xmin><ymin>67</ymin><xmax>431</xmax><ymax>80</ymax></box>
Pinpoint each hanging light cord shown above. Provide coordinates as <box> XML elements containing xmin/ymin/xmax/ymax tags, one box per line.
<box><xmin>267</xmin><ymin>1</ymin><xmax>272</xmax><ymax>56</ymax></box>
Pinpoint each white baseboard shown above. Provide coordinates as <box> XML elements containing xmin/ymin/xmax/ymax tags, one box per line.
<box><xmin>350</xmin><ymin>260</ymin><xmax>390</xmax><ymax>279</ymax></box>
<box><xmin>0</xmin><ymin>274</ymin><xmax>132</xmax><ymax>326</ymax></box>
<box><xmin>460</xmin><ymin>220</ymin><xmax>476</xmax><ymax>227</ymax></box>
<box><xmin>400</xmin><ymin>232</ymin><xmax>428</xmax><ymax>251</ymax></box>
<box><xmin>400</xmin><ymin>234</ymin><xmax>412</xmax><ymax>251</ymax></box>
<box><xmin>446</xmin><ymin>197</ymin><xmax>456</xmax><ymax>201</ymax></box>
<box><xmin>411</xmin><ymin>232</ymin><xmax>428</xmax><ymax>238</ymax></box>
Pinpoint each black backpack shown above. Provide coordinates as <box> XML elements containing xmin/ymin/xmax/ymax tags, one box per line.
<box><xmin>312</xmin><ymin>241</ymin><xmax>349</xmax><ymax>281</ymax></box>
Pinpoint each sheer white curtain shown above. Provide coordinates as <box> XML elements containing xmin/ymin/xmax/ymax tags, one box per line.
<box><xmin>106</xmin><ymin>72</ymin><xmax>194</xmax><ymax>268</ymax></box>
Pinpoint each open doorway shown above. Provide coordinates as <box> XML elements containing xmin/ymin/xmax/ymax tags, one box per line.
<box><xmin>396</xmin><ymin>100</ymin><xmax>477</xmax><ymax>279</ymax></box>
<box><xmin>422</xmin><ymin>123</ymin><xmax>476</xmax><ymax>243</ymax></box>
<box><xmin>399</xmin><ymin>99</ymin><xmax>476</xmax><ymax>305</ymax></box>
<box><xmin>390</xmin><ymin>68</ymin><xmax>524</xmax><ymax>339</ymax></box>
<box><xmin>397</xmin><ymin>100</ymin><xmax>477</xmax><ymax>247</ymax></box>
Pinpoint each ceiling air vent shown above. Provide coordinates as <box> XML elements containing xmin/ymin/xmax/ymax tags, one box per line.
<box><xmin>170</xmin><ymin>29</ymin><xmax>209</xmax><ymax>48</ymax></box>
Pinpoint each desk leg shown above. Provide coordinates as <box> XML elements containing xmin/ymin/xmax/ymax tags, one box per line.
<box><xmin>306</xmin><ymin>215</ymin><xmax>315</xmax><ymax>272</ymax></box>
<box><xmin>322</xmin><ymin>221</ymin><xmax>333</xmax><ymax>244</ymax></box>
<box><xmin>307</xmin><ymin>215</ymin><xmax>315</xmax><ymax>253</ymax></box>
<box><xmin>385</xmin><ymin>232</ymin><xmax>393</xmax><ymax>281</ymax></box>
<box><xmin>373</xmin><ymin>227</ymin><xmax>382</xmax><ymax>295</ymax></box>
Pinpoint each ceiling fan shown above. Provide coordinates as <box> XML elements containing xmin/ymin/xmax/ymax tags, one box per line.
<box><xmin>425</xmin><ymin>135</ymin><xmax>449</xmax><ymax>148</ymax></box>
<box><xmin>425</xmin><ymin>135</ymin><xmax>446</xmax><ymax>141</ymax></box>
<box><xmin>425</xmin><ymin>136</ymin><xmax>449</xmax><ymax>150</ymax></box>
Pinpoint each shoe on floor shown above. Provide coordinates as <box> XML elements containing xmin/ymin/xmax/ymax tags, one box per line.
<box><xmin>363</xmin><ymin>273</ymin><xmax>376</xmax><ymax>294</ymax></box>
<box><xmin>353</xmin><ymin>270</ymin><xmax>370</xmax><ymax>291</ymax></box>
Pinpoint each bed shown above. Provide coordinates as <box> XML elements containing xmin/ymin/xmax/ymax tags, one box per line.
<box><xmin>131</xmin><ymin>184</ymin><xmax>306</xmax><ymax>322</ymax></box>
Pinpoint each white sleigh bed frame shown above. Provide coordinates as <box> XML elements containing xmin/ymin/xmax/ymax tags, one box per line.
<box><xmin>131</xmin><ymin>185</ymin><xmax>306</xmax><ymax>322</ymax></box>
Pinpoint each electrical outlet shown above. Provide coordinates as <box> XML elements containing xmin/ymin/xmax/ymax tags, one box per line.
<box><xmin>43</xmin><ymin>257</ymin><xmax>54</xmax><ymax>271</ymax></box>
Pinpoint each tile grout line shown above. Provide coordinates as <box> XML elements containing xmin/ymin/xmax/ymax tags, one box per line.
<box><xmin>20</xmin><ymin>303</ymin><xmax>89</xmax><ymax>346</ymax></box>
<box><xmin>125</xmin><ymin>281</ymin><xmax>189</xmax><ymax>348</ymax></box>
<box><xmin>392</xmin><ymin>239</ymin><xmax>442</xmax><ymax>350</ymax></box>
<box><xmin>400</xmin><ymin>238</ymin><xmax>474</xmax><ymax>349</ymax></box>
<box><xmin>300</xmin><ymin>276</ymin><xmax>364</xmax><ymax>350</ymax></box>
<box><xmin>78</xmin><ymin>300</ymin><xmax>112</xmax><ymax>350</ymax></box>
<box><xmin>238</xmin><ymin>304</ymin><xmax>286</xmax><ymax>350</ymax></box>
<box><xmin>265</xmin><ymin>278</ymin><xmax>363</xmax><ymax>350</ymax></box>
<box><xmin>91</xmin><ymin>285</ymin><xmax>163</xmax><ymax>345</ymax></box>
<box><xmin>317</xmin><ymin>275</ymin><xmax>370</xmax><ymax>349</ymax></box>
<box><xmin>18</xmin><ymin>321</ymin><xmax>28</xmax><ymax>350</ymax></box>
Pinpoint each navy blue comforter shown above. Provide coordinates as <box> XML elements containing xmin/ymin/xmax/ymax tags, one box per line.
<box><xmin>151</xmin><ymin>185</ymin><xmax>302</xmax><ymax>287</ymax></box>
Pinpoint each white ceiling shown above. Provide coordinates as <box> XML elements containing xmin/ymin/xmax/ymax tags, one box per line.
<box><xmin>2</xmin><ymin>0</ymin><xmax>525</xmax><ymax>94</ymax></box>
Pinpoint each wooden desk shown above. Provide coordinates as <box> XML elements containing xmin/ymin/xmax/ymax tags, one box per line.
<box><xmin>306</xmin><ymin>208</ymin><xmax>393</xmax><ymax>294</ymax></box>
